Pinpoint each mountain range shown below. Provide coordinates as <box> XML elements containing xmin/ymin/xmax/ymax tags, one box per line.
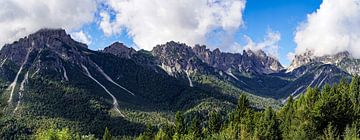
<box><xmin>0</xmin><ymin>29</ymin><xmax>356</xmax><ymax>138</ymax></box>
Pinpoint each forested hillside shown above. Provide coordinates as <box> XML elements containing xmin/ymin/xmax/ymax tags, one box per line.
<box><xmin>33</xmin><ymin>76</ymin><xmax>360</xmax><ymax>139</ymax></box>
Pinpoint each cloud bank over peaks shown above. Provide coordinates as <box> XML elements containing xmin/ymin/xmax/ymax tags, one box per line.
<box><xmin>0</xmin><ymin>0</ymin><xmax>97</xmax><ymax>47</ymax></box>
<box><xmin>294</xmin><ymin>0</ymin><xmax>360</xmax><ymax>58</ymax></box>
<box><xmin>243</xmin><ymin>30</ymin><xmax>281</xmax><ymax>59</ymax></box>
<box><xmin>99</xmin><ymin>0</ymin><xmax>246</xmax><ymax>50</ymax></box>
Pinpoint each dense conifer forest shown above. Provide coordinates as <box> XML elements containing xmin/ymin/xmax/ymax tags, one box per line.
<box><xmin>32</xmin><ymin>76</ymin><xmax>360</xmax><ymax>140</ymax></box>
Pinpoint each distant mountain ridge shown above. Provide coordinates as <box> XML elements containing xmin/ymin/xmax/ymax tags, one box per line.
<box><xmin>150</xmin><ymin>41</ymin><xmax>284</xmax><ymax>75</ymax></box>
<box><xmin>288</xmin><ymin>50</ymin><xmax>360</xmax><ymax>75</ymax></box>
<box><xmin>104</xmin><ymin>40</ymin><xmax>351</xmax><ymax>100</ymax></box>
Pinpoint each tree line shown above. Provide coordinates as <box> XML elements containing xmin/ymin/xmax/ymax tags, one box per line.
<box><xmin>136</xmin><ymin>77</ymin><xmax>360</xmax><ymax>140</ymax></box>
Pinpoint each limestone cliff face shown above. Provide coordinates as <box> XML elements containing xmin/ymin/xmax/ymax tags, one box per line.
<box><xmin>151</xmin><ymin>41</ymin><xmax>283</xmax><ymax>76</ymax></box>
<box><xmin>288</xmin><ymin>51</ymin><xmax>360</xmax><ymax>75</ymax></box>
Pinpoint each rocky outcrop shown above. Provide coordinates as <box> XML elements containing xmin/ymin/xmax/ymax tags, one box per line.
<box><xmin>152</xmin><ymin>41</ymin><xmax>284</xmax><ymax>76</ymax></box>
<box><xmin>103</xmin><ymin>42</ymin><xmax>136</xmax><ymax>59</ymax></box>
<box><xmin>287</xmin><ymin>51</ymin><xmax>360</xmax><ymax>75</ymax></box>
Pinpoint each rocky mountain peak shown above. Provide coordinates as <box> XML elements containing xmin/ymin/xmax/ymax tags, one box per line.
<box><xmin>103</xmin><ymin>42</ymin><xmax>136</xmax><ymax>59</ymax></box>
<box><xmin>287</xmin><ymin>51</ymin><xmax>352</xmax><ymax>72</ymax></box>
<box><xmin>213</xmin><ymin>48</ymin><xmax>221</xmax><ymax>54</ymax></box>
<box><xmin>29</xmin><ymin>28</ymin><xmax>68</xmax><ymax>38</ymax></box>
<box><xmin>151</xmin><ymin>41</ymin><xmax>195</xmax><ymax>75</ymax></box>
<box><xmin>0</xmin><ymin>28</ymin><xmax>91</xmax><ymax>71</ymax></box>
<box><xmin>241</xmin><ymin>49</ymin><xmax>284</xmax><ymax>73</ymax></box>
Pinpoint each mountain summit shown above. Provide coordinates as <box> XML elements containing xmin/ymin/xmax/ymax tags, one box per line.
<box><xmin>288</xmin><ymin>51</ymin><xmax>360</xmax><ymax>75</ymax></box>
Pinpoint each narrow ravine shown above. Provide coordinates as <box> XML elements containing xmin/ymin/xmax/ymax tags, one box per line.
<box><xmin>226</xmin><ymin>71</ymin><xmax>239</xmax><ymax>81</ymax></box>
<box><xmin>82</xmin><ymin>65</ymin><xmax>125</xmax><ymax>117</ymax></box>
<box><xmin>185</xmin><ymin>71</ymin><xmax>194</xmax><ymax>87</ymax></box>
<box><xmin>318</xmin><ymin>75</ymin><xmax>328</xmax><ymax>87</ymax></box>
<box><xmin>14</xmin><ymin>71</ymin><xmax>29</xmax><ymax>113</ymax></box>
<box><xmin>93</xmin><ymin>63</ymin><xmax>135</xmax><ymax>96</ymax></box>
<box><xmin>31</xmin><ymin>68</ymin><xmax>40</xmax><ymax>78</ymax></box>
<box><xmin>62</xmin><ymin>66</ymin><xmax>69</xmax><ymax>81</ymax></box>
<box><xmin>308</xmin><ymin>70</ymin><xmax>324</xmax><ymax>88</ymax></box>
<box><xmin>8</xmin><ymin>47</ymin><xmax>32</xmax><ymax>103</ymax></box>
<box><xmin>0</xmin><ymin>58</ymin><xmax>7</xmax><ymax>67</ymax></box>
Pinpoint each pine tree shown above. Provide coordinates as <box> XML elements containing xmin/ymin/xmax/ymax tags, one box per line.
<box><xmin>304</xmin><ymin>87</ymin><xmax>320</xmax><ymax>110</ymax></box>
<box><xmin>256</xmin><ymin>107</ymin><xmax>281</xmax><ymax>140</ymax></box>
<box><xmin>279</xmin><ymin>96</ymin><xmax>295</xmax><ymax>139</ymax></box>
<box><xmin>236</xmin><ymin>94</ymin><xmax>250</xmax><ymax>122</ymax></box>
<box><xmin>237</xmin><ymin>94</ymin><xmax>250</xmax><ymax>113</ymax></box>
<box><xmin>175</xmin><ymin>111</ymin><xmax>185</xmax><ymax>135</ymax></box>
<box><xmin>323</xmin><ymin>123</ymin><xmax>338</xmax><ymax>140</ymax></box>
<box><xmin>190</xmin><ymin>115</ymin><xmax>202</xmax><ymax>138</ymax></box>
<box><xmin>208</xmin><ymin>111</ymin><xmax>221</xmax><ymax>134</ymax></box>
<box><xmin>350</xmin><ymin>76</ymin><xmax>360</xmax><ymax>117</ymax></box>
<box><xmin>144</xmin><ymin>123</ymin><xmax>155</xmax><ymax>139</ymax></box>
<box><xmin>57</xmin><ymin>128</ymin><xmax>72</xmax><ymax>140</ymax></box>
<box><xmin>344</xmin><ymin>124</ymin><xmax>359</xmax><ymax>140</ymax></box>
<box><xmin>103</xmin><ymin>127</ymin><xmax>112</xmax><ymax>140</ymax></box>
<box><xmin>154</xmin><ymin>128</ymin><xmax>171</xmax><ymax>140</ymax></box>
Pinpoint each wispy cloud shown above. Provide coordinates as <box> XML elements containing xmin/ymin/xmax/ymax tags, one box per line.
<box><xmin>244</xmin><ymin>30</ymin><xmax>281</xmax><ymax>59</ymax></box>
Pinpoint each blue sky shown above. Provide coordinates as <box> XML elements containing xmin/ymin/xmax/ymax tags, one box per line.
<box><xmin>239</xmin><ymin>0</ymin><xmax>322</xmax><ymax>66</ymax></box>
<box><xmin>81</xmin><ymin>0</ymin><xmax>322</xmax><ymax>66</ymax></box>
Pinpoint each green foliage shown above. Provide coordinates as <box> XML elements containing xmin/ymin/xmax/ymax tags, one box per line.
<box><xmin>137</xmin><ymin>123</ymin><xmax>155</xmax><ymax>140</ymax></box>
<box><xmin>255</xmin><ymin>107</ymin><xmax>281</xmax><ymax>140</ymax></box>
<box><xmin>190</xmin><ymin>114</ymin><xmax>202</xmax><ymax>138</ymax></box>
<box><xmin>208</xmin><ymin>111</ymin><xmax>221</xmax><ymax>134</ymax></box>
<box><xmin>174</xmin><ymin>112</ymin><xmax>185</xmax><ymax>135</ymax></box>
<box><xmin>34</xmin><ymin>127</ymin><xmax>96</xmax><ymax>140</ymax></box>
<box><xmin>4</xmin><ymin>76</ymin><xmax>357</xmax><ymax>140</ymax></box>
<box><xmin>322</xmin><ymin>123</ymin><xmax>338</xmax><ymax>140</ymax></box>
<box><xmin>103</xmin><ymin>127</ymin><xmax>112</xmax><ymax>140</ymax></box>
<box><xmin>154</xmin><ymin>128</ymin><xmax>171</xmax><ymax>140</ymax></box>
<box><xmin>132</xmin><ymin>77</ymin><xmax>360</xmax><ymax>140</ymax></box>
<box><xmin>344</xmin><ymin>124</ymin><xmax>359</xmax><ymax>140</ymax></box>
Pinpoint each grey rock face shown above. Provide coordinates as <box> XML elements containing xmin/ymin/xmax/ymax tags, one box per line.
<box><xmin>0</xmin><ymin>28</ymin><xmax>96</xmax><ymax>82</ymax></box>
<box><xmin>288</xmin><ymin>51</ymin><xmax>360</xmax><ymax>75</ymax></box>
<box><xmin>103</xmin><ymin>42</ymin><xmax>136</xmax><ymax>59</ymax></box>
<box><xmin>151</xmin><ymin>41</ymin><xmax>284</xmax><ymax>76</ymax></box>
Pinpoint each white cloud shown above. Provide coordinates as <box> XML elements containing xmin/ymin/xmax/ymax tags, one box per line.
<box><xmin>244</xmin><ymin>30</ymin><xmax>281</xmax><ymax>58</ymax></box>
<box><xmin>99</xmin><ymin>0</ymin><xmax>246</xmax><ymax>50</ymax></box>
<box><xmin>294</xmin><ymin>0</ymin><xmax>360</xmax><ymax>58</ymax></box>
<box><xmin>287</xmin><ymin>52</ymin><xmax>295</xmax><ymax>62</ymax></box>
<box><xmin>71</xmin><ymin>31</ymin><xmax>92</xmax><ymax>45</ymax></box>
<box><xmin>99</xmin><ymin>11</ymin><xmax>114</xmax><ymax>36</ymax></box>
<box><xmin>0</xmin><ymin>0</ymin><xmax>97</xmax><ymax>47</ymax></box>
